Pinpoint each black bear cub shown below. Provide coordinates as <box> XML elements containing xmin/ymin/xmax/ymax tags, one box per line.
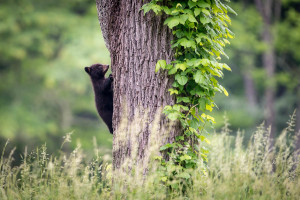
<box><xmin>85</xmin><ymin>64</ymin><xmax>113</xmax><ymax>134</ymax></box>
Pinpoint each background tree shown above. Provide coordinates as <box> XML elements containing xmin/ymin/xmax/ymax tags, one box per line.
<box><xmin>276</xmin><ymin>1</ymin><xmax>300</xmax><ymax>149</ymax></box>
<box><xmin>254</xmin><ymin>0</ymin><xmax>280</xmax><ymax>139</ymax></box>
<box><xmin>215</xmin><ymin>0</ymin><xmax>300</xmax><ymax>142</ymax></box>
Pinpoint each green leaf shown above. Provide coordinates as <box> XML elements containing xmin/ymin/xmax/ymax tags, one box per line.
<box><xmin>198</xmin><ymin>1</ymin><xmax>210</xmax><ymax>8</ymax></box>
<box><xmin>168</xmin><ymin>112</ymin><xmax>180</xmax><ymax>121</ymax></box>
<box><xmin>190</xmin><ymin>118</ymin><xmax>200</xmax><ymax>129</ymax></box>
<box><xmin>176</xmin><ymin>3</ymin><xmax>182</xmax><ymax>8</ymax></box>
<box><xmin>173</xmin><ymin>104</ymin><xmax>181</xmax><ymax>111</ymax></box>
<box><xmin>178</xmin><ymin>38</ymin><xmax>196</xmax><ymax>48</ymax></box>
<box><xmin>179</xmin><ymin>14</ymin><xmax>189</xmax><ymax>24</ymax></box>
<box><xmin>177</xmin><ymin>97</ymin><xmax>190</xmax><ymax>103</ymax></box>
<box><xmin>200</xmin><ymin>59</ymin><xmax>210</xmax><ymax>66</ymax></box>
<box><xmin>165</xmin><ymin>64</ymin><xmax>173</xmax><ymax>70</ymax></box>
<box><xmin>219</xmin><ymin>85</ymin><xmax>229</xmax><ymax>96</ymax></box>
<box><xmin>160</xmin><ymin>143</ymin><xmax>174</xmax><ymax>151</ymax></box>
<box><xmin>175</xmin><ymin>63</ymin><xmax>188</xmax><ymax>71</ymax></box>
<box><xmin>194</xmin><ymin>70</ymin><xmax>205</xmax><ymax>84</ymax></box>
<box><xmin>188</xmin><ymin>14</ymin><xmax>197</xmax><ymax>23</ymax></box>
<box><xmin>176</xmin><ymin>135</ymin><xmax>184</xmax><ymax>141</ymax></box>
<box><xmin>188</xmin><ymin>0</ymin><xmax>197</xmax><ymax>8</ymax></box>
<box><xmin>142</xmin><ymin>5</ymin><xmax>150</xmax><ymax>14</ymax></box>
<box><xmin>202</xmin><ymin>8</ymin><xmax>211</xmax><ymax>16</ymax></box>
<box><xmin>190</xmin><ymin>85</ymin><xmax>203</xmax><ymax>96</ymax></box>
<box><xmin>164</xmin><ymin>105</ymin><xmax>172</xmax><ymax>111</ymax></box>
<box><xmin>198</xmin><ymin>99</ymin><xmax>206</xmax><ymax>111</ymax></box>
<box><xmin>175</xmin><ymin>74</ymin><xmax>188</xmax><ymax>85</ymax></box>
<box><xmin>200</xmin><ymin>17</ymin><xmax>211</xmax><ymax>24</ymax></box>
<box><xmin>206</xmin><ymin>104</ymin><xmax>213</xmax><ymax>111</ymax></box>
<box><xmin>186</xmin><ymin>58</ymin><xmax>198</xmax><ymax>66</ymax></box>
<box><xmin>196</xmin><ymin>33</ymin><xmax>210</xmax><ymax>43</ymax></box>
<box><xmin>180</xmin><ymin>105</ymin><xmax>189</xmax><ymax>111</ymax></box>
<box><xmin>155</xmin><ymin>60</ymin><xmax>167</xmax><ymax>72</ymax></box>
<box><xmin>180</xmin><ymin>154</ymin><xmax>192</xmax><ymax>161</ymax></box>
<box><xmin>194</xmin><ymin>8</ymin><xmax>201</xmax><ymax>17</ymax></box>
<box><xmin>181</xmin><ymin>97</ymin><xmax>190</xmax><ymax>103</ymax></box>
<box><xmin>164</xmin><ymin>17</ymin><xmax>180</xmax><ymax>29</ymax></box>
<box><xmin>227</xmin><ymin>5</ymin><xmax>237</xmax><ymax>15</ymax></box>
<box><xmin>152</xmin><ymin>5</ymin><xmax>162</xmax><ymax>14</ymax></box>
<box><xmin>142</xmin><ymin>3</ymin><xmax>162</xmax><ymax>15</ymax></box>
<box><xmin>172</xmin><ymin>81</ymin><xmax>180</xmax><ymax>88</ymax></box>
<box><xmin>168</xmin><ymin>88</ymin><xmax>179</xmax><ymax>95</ymax></box>
<box><xmin>168</xmin><ymin>67</ymin><xmax>177</xmax><ymax>75</ymax></box>
<box><xmin>171</xmin><ymin>9</ymin><xmax>180</xmax><ymax>15</ymax></box>
<box><xmin>161</xmin><ymin>6</ymin><xmax>171</xmax><ymax>15</ymax></box>
<box><xmin>222</xmin><ymin>63</ymin><xmax>231</xmax><ymax>71</ymax></box>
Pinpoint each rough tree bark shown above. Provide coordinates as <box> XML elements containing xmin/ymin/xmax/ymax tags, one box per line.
<box><xmin>254</xmin><ymin>0</ymin><xmax>279</xmax><ymax>140</ymax></box>
<box><xmin>95</xmin><ymin>0</ymin><xmax>181</xmax><ymax>170</ymax></box>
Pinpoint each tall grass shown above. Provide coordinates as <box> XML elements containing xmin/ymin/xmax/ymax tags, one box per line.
<box><xmin>1</xmin><ymin>116</ymin><xmax>299</xmax><ymax>199</ymax></box>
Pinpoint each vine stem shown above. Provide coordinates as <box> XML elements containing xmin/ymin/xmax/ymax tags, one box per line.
<box><xmin>184</xmin><ymin>103</ymin><xmax>199</xmax><ymax>120</ymax></box>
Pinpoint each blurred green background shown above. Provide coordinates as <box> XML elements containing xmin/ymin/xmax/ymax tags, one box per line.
<box><xmin>0</xmin><ymin>0</ymin><xmax>299</xmax><ymax>164</ymax></box>
<box><xmin>0</xmin><ymin>0</ymin><xmax>112</xmax><ymax>164</ymax></box>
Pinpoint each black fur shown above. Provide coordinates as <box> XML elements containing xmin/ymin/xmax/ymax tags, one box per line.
<box><xmin>85</xmin><ymin>64</ymin><xmax>113</xmax><ymax>134</ymax></box>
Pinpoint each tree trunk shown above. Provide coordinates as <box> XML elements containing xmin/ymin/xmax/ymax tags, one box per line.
<box><xmin>242</xmin><ymin>71</ymin><xmax>257</xmax><ymax>108</ymax></box>
<box><xmin>255</xmin><ymin>0</ymin><xmax>277</xmax><ymax>140</ymax></box>
<box><xmin>263</xmin><ymin>25</ymin><xmax>276</xmax><ymax>136</ymax></box>
<box><xmin>295</xmin><ymin>83</ymin><xmax>300</xmax><ymax>151</ymax></box>
<box><xmin>95</xmin><ymin>0</ymin><xmax>181</xmax><ymax>170</ymax></box>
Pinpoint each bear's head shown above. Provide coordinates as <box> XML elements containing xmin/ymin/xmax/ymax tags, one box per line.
<box><xmin>85</xmin><ymin>64</ymin><xmax>109</xmax><ymax>80</ymax></box>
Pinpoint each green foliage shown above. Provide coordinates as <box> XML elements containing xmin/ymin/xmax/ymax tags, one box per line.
<box><xmin>218</xmin><ymin>1</ymin><xmax>300</xmax><ymax>134</ymax></box>
<box><xmin>0</xmin><ymin>0</ymin><xmax>112</xmax><ymax>159</ymax></box>
<box><xmin>1</xmin><ymin>121</ymin><xmax>299</xmax><ymax>199</ymax></box>
<box><xmin>143</xmin><ymin>0</ymin><xmax>234</xmax><ymax>190</ymax></box>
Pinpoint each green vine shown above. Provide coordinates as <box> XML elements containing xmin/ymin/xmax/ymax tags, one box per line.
<box><xmin>142</xmin><ymin>0</ymin><xmax>235</xmax><ymax>190</ymax></box>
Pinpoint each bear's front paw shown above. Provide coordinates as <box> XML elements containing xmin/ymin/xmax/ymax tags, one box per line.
<box><xmin>109</xmin><ymin>74</ymin><xmax>113</xmax><ymax>81</ymax></box>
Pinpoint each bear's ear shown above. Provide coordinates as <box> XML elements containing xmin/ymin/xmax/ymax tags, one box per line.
<box><xmin>84</xmin><ymin>67</ymin><xmax>90</xmax><ymax>74</ymax></box>
<box><xmin>102</xmin><ymin>65</ymin><xmax>109</xmax><ymax>74</ymax></box>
